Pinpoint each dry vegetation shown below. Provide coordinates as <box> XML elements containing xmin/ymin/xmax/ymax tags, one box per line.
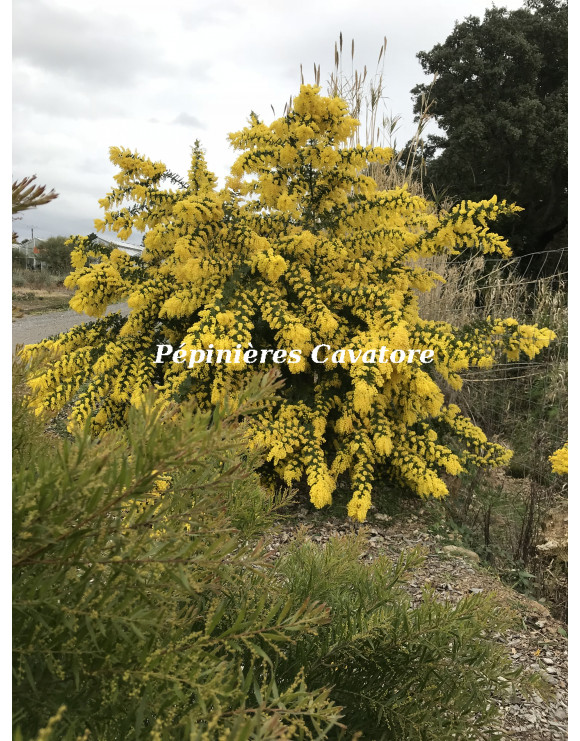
<box><xmin>314</xmin><ymin>35</ymin><xmax>568</xmax><ymax>616</ymax></box>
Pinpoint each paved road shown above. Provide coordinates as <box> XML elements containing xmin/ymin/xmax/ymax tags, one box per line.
<box><xmin>12</xmin><ymin>303</ymin><xmax>129</xmax><ymax>352</ymax></box>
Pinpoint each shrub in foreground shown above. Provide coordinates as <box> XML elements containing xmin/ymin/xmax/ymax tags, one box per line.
<box><xmin>14</xmin><ymin>370</ymin><xmax>341</xmax><ymax>740</ymax></box>
<box><xmin>278</xmin><ymin>534</ymin><xmax>546</xmax><ymax>740</ymax></box>
<box><xmin>14</xmin><ymin>366</ymin><xmax>545</xmax><ymax>739</ymax></box>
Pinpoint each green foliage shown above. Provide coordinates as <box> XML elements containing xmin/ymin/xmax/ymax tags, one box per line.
<box><xmin>13</xmin><ymin>369</ymin><xmax>343</xmax><ymax>740</ymax></box>
<box><xmin>12</xmin><ymin>175</ymin><xmax>59</xmax><ymax>242</ymax></box>
<box><xmin>35</xmin><ymin>235</ymin><xmax>75</xmax><ymax>274</ymax></box>
<box><xmin>14</xmin><ymin>362</ymin><xmax>547</xmax><ymax>739</ymax></box>
<box><xmin>412</xmin><ymin>0</ymin><xmax>567</xmax><ymax>271</ymax></box>
<box><xmin>277</xmin><ymin>533</ymin><xmax>546</xmax><ymax>740</ymax></box>
<box><xmin>13</xmin><ymin>355</ymin><xmax>52</xmax><ymax>470</ymax></box>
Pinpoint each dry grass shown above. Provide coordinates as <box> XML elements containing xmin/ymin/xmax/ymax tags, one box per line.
<box><xmin>307</xmin><ymin>34</ymin><xmax>568</xmax><ymax>613</ymax></box>
<box><xmin>416</xmin><ymin>250</ymin><xmax>567</xmax><ymax>616</ymax></box>
<box><xmin>320</xmin><ymin>33</ymin><xmax>436</xmax><ymax>196</ymax></box>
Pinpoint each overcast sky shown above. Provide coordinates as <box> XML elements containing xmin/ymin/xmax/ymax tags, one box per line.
<box><xmin>13</xmin><ymin>0</ymin><xmax>528</xmax><ymax>244</ymax></box>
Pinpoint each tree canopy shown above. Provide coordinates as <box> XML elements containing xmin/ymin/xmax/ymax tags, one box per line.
<box><xmin>36</xmin><ymin>235</ymin><xmax>74</xmax><ymax>273</ymax></box>
<box><xmin>411</xmin><ymin>0</ymin><xmax>567</xmax><ymax>275</ymax></box>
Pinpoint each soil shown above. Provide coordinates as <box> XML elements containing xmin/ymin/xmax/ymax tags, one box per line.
<box><xmin>12</xmin><ymin>288</ymin><xmax>73</xmax><ymax>316</ymax></box>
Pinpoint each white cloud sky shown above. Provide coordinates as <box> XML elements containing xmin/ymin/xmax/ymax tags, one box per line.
<box><xmin>13</xmin><ymin>0</ymin><xmax>527</xmax><ymax>243</ymax></box>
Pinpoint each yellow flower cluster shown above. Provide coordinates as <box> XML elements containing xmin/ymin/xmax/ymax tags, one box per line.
<box><xmin>123</xmin><ymin>472</ymin><xmax>177</xmax><ymax>537</ymax></box>
<box><xmin>549</xmin><ymin>443</ymin><xmax>568</xmax><ymax>475</ymax></box>
<box><xmin>21</xmin><ymin>85</ymin><xmax>555</xmax><ymax>520</ymax></box>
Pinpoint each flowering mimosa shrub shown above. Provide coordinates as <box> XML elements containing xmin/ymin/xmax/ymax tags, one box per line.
<box><xmin>21</xmin><ymin>85</ymin><xmax>555</xmax><ymax>521</ymax></box>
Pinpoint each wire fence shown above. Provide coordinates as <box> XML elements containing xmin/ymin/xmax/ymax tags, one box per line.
<box><xmin>417</xmin><ymin>248</ymin><xmax>567</xmax><ymax>617</ymax></box>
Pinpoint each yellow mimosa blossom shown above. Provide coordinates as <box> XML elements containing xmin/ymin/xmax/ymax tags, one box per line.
<box><xmin>21</xmin><ymin>85</ymin><xmax>555</xmax><ymax>521</ymax></box>
<box><xmin>549</xmin><ymin>443</ymin><xmax>568</xmax><ymax>475</ymax></box>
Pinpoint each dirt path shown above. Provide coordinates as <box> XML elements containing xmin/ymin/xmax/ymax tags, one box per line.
<box><xmin>12</xmin><ymin>303</ymin><xmax>129</xmax><ymax>352</ymax></box>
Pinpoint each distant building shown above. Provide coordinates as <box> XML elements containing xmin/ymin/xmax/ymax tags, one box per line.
<box><xmin>12</xmin><ymin>238</ymin><xmax>47</xmax><ymax>270</ymax></box>
<box><xmin>12</xmin><ymin>235</ymin><xmax>144</xmax><ymax>271</ymax></box>
<box><xmin>93</xmin><ymin>236</ymin><xmax>144</xmax><ymax>258</ymax></box>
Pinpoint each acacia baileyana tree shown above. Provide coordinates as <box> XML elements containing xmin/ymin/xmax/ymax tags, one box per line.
<box><xmin>22</xmin><ymin>85</ymin><xmax>555</xmax><ymax>521</ymax></box>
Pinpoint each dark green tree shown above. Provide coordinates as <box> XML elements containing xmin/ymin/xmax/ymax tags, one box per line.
<box><xmin>36</xmin><ymin>235</ymin><xmax>74</xmax><ymax>273</ymax></box>
<box><xmin>411</xmin><ymin>0</ymin><xmax>567</xmax><ymax>276</ymax></box>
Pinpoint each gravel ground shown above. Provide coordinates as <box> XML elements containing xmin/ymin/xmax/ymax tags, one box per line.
<box><xmin>12</xmin><ymin>303</ymin><xmax>128</xmax><ymax>352</ymax></box>
<box><xmin>267</xmin><ymin>508</ymin><xmax>568</xmax><ymax>740</ymax></box>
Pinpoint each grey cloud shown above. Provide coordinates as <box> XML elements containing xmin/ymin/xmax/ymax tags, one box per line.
<box><xmin>13</xmin><ymin>64</ymin><xmax>127</xmax><ymax>120</ymax></box>
<box><xmin>13</xmin><ymin>0</ymin><xmax>176</xmax><ymax>89</ymax></box>
<box><xmin>11</xmin><ymin>0</ymin><xmax>527</xmax><ymax>244</ymax></box>
<box><xmin>178</xmin><ymin>1</ymin><xmax>245</xmax><ymax>30</ymax></box>
<box><xmin>172</xmin><ymin>112</ymin><xmax>205</xmax><ymax>128</ymax></box>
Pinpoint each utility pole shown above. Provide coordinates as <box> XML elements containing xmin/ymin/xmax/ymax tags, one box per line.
<box><xmin>30</xmin><ymin>227</ymin><xmax>37</xmax><ymax>269</ymax></box>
